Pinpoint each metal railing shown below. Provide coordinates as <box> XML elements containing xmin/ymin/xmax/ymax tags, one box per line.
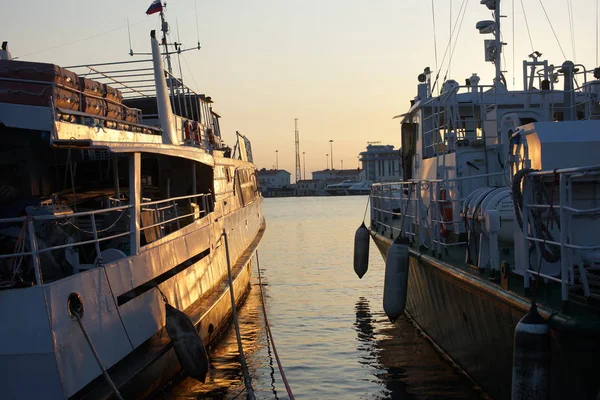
<box><xmin>0</xmin><ymin>204</ymin><xmax>132</xmax><ymax>285</ymax></box>
<box><xmin>0</xmin><ymin>192</ymin><xmax>214</xmax><ymax>287</ymax></box>
<box><xmin>371</xmin><ymin>172</ymin><xmax>504</xmax><ymax>255</ymax></box>
<box><xmin>521</xmin><ymin>165</ymin><xmax>600</xmax><ymax>301</ymax></box>
<box><xmin>139</xmin><ymin>192</ymin><xmax>212</xmax><ymax>240</ymax></box>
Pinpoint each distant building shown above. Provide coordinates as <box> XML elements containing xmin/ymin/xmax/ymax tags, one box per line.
<box><xmin>295</xmin><ymin>179</ymin><xmax>327</xmax><ymax>196</ymax></box>
<box><xmin>257</xmin><ymin>169</ymin><xmax>292</xmax><ymax>197</ymax></box>
<box><xmin>257</xmin><ymin>169</ymin><xmax>291</xmax><ymax>189</ymax></box>
<box><xmin>359</xmin><ymin>143</ymin><xmax>402</xmax><ymax>182</ymax></box>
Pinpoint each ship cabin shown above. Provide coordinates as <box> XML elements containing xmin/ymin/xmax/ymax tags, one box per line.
<box><xmin>0</xmin><ymin>38</ymin><xmax>260</xmax><ymax>288</ymax></box>
<box><xmin>397</xmin><ymin>59</ymin><xmax>600</xmax><ymax>221</ymax></box>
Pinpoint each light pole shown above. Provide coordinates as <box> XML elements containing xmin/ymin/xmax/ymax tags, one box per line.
<box><xmin>329</xmin><ymin>140</ymin><xmax>334</xmax><ymax>170</ymax></box>
<box><xmin>357</xmin><ymin>155</ymin><xmax>360</xmax><ymax>169</ymax></box>
<box><xmin>341</xmin><ymin>159</ymin><xmax>343</xmax><ymax>170</ymax></box>
<box><xmin>303</xmin><ymin>152</ymin><xmax>306</xmax><ymax>180</ymax></box>
<box><xmin>326</xmin><ymin>153</ymin><xmax>329</xmax><ymax>170</ymax></box>
<box><xmin>275</xmin><ymin>150</ymin><xmax>279</xmax><ymax>170</ymax></box>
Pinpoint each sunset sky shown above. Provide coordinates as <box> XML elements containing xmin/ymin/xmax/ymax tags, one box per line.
<box><xmin>4</xmin><ymin>0</ymin><xmax>597</xmax><ymax>179</ymax></box>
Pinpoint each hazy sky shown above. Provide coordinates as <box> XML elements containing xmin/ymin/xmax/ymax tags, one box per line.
<box><xmin>3</xmin><ymin>0</ymin><xmax>597</xmax><ymax>179</ymax></box>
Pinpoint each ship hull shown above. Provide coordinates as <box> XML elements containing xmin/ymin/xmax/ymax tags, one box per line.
<box><xmin>0</xmin><ymin>197</ymin><xmax>265</xmax><ymax>400</ymax></box>
<box><xmin>372</xmin><ymin>231</ymin><xmax>600</xmax><ymax>400</ymax></box>
<box><xmin>73</xmin><ymin>218</ymin><xmax>264</xmax><ymax>399</ymax></box>
<box><xmin>71</xmin><ymin>209</ymin><xmax>266</xmax><ymax>400</ymax></box>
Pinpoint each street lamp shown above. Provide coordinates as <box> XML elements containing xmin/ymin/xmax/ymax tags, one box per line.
<box><xmin>326</xmin><ymin>153</ymin><xmax>329</xmax><ymax>170</ymax></box>
<box><xmin>341</xmin><ymin>159</ymin><xmax>343</xmax><ymax>170</ymax></box>
<box><xmin>329</xmin><ymin>140</ymin><xmax>334</xmax><ymax>170</ymax></box>
<box><xmin>275</xmin><ymin>150</ymin><xmax>279</xmax><ymax>170</ymax></box>
<box><xmin>303</xmin><ymin>152</ymin><xmax>306</xmax><ymax>180</ymax></box>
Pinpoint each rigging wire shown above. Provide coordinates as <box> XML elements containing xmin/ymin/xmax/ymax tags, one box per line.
<box><xmin>519</xmin><ymin>0</ymin><xmax>535</xmax><ymax>52</ymax></box>
<box><xmin>538</xmin><ymin>0</ymin><xmax>567</xmax><ymax>60</ymax></box>
<box><xmin>567</xmin><ymin>0</ymin><xmax>576</xmax><ymax>62</ymax></box>
<box><xmin>597</xmin><ymin>0</ymin><xmax>599</xmax><ymax>65</ymax></box>
<box><xmin>444</xmin><ymin>0</ymin><xmax>470</xmax><ymax>83</ymax></box>
<box><xmin>182</xmin><ymin>54</ymin><xmax>201</xmax><ymax>93</ymax></box>
<box><xmin>431</xmin><ymin>0</ymin><xmax>468</xmax><ymax>92</ymax></box>
<box><xmin>431</xmin><ymin>0</ymin><xmax>439</xmax><ymax>92</ymax></box>
<box><xmin>17</xmin><ymin>19</ymin><xmax>148</xmax><ymax>59</ymax></box>
<box><xmin>449</xmin><ymin>0</ymin><xmax>452</xmax><ymax>78</ymax></box>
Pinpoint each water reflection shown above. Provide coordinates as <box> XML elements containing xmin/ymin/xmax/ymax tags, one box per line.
<box><xmin>161</xmin><ymin>197</ymin><xmax>485</xmax><ymax>400</ymax></box>
<box><xmin>155</xmin><ymin>282</ymin><xmax>265</xmax><ymax>400</ymax></box>
<box><xmin>374</xmin><ymin>315</ymin><xmax>482</xmax><ymax>400</ymax></box>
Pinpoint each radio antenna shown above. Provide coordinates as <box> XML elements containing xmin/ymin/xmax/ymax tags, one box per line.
<box><xmin>127</xmin><ymin>18</ymin><xmax>133</xmax><ymax>56</ymax></box>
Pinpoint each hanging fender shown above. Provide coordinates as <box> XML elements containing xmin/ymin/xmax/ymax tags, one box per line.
<box><xmin>192</xmin><ymin>121</ymin><xmax>200</xmax><ymax>143</ymax></box>
<box><xmin>183</xmin><ymin>120</ymin><xmax>192</xmax><ymax>141</ymax></box>
<box><xmin>439</xmin><ymin>188</ymin><xmax>453</xmax><ymax>238</ymax></box>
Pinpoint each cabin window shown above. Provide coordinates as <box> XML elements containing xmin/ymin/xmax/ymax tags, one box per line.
<box><xmin>139</xmin><ymin>153</ymin><xmax>214</xmax><ymax>245</ymax></box>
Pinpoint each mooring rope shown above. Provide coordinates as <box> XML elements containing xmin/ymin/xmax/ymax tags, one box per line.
<box><xmin>255</xmin><ymin>251</ymin><xmax>296</xmax><ymax>400</ymax></box>
<box><xmin>222</xmin><ymin>229</ymin><xmax>256</xmax><ymax>400</ymax></box>
<box><xmin>72</xmin><ymin>311</ymin><xmax>124</xmax><ymax>400</ymax></box>
<box><xmin>362</xmin><ymin>195</ymin><xmax>370</xmax><ymax>224</ymax></box>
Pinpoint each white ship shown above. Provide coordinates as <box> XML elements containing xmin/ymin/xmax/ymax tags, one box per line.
<box><xmin>367</xmin><ymin>1</ymin><xmax>600</xmax><ymax>399</ymax></box>
<box><xmin>0</xmin><ymin>6</ymin><xmax>264</xmax><ymax>399</ymax></box>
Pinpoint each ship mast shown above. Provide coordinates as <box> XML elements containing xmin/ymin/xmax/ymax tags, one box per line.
<box><xmin>493</xmin><ymin>0</ymin><xmax>502</xmax><ymax>86</ymax></box>
<box><xmin>478</xmin><ymin>0</ymin><xmax>504</xmax><ymax>87</ymax></box>
<box><xmin>159</xmin><ymin>8</ymin><xmax>173</xmax><ymax>75</ymax></box>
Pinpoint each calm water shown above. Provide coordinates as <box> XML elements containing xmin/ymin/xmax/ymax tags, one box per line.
<box><xmin>159</xmin><ymin>196</ymin><xmax>483</xmax><ymax>399</ymax></box>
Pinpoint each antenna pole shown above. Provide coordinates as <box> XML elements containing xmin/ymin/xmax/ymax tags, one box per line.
<box><xmin>295</xmin><ymin>119</ymin><xmax>301</xmax><ymax>183</ymax></box>
<box><xmin>127</xmin><ymin>18</ymin><xmax>133</xmax><ymax>56</ymax></box>
<box><xmin>159</xmin><ymin>8</ymin><xmax>173</xmax><ymax>75</ymax></box>
<box><xmin>494</xmin><ymin>0</ymin><xmax>502</xmax><ymax>86</ymax></box>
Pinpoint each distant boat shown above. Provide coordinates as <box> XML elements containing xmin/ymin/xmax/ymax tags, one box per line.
<box><xmin>346</xmin><ymin>181</ymin><xmax>372</xmax><ymax>195</ymax></box>
<box><xmin>0</xmin><ymin>7</ymin><xmax>264</xmax><ymax>399</ymax></box>
<box><xmin>325</xmin><ymin>180</ymin><xmax>359</xmax><ymax>196</ymax></box>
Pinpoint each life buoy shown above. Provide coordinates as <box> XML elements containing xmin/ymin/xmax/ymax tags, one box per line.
<box><xmin>439</xmin><ymin>188</ymin><xmax>453</xmax><ymax>238</ymax></box>
<box><xmin>184</xmin><ymin>120</ymin><xmax>192</xmax><ymax>141</ymax></box>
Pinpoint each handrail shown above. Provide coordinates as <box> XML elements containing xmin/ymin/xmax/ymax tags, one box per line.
<box><xmin>519</xmin><ymin>165</ymin><xmax>600</xmax><ymax>301</ymax></box>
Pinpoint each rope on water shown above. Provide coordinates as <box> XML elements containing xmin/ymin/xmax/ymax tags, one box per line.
<box><xmin>255</xmin><ymin>251</ymin><xmax>295</xmax><ymax>400</ymax></box>
<box><xmin>222</xmin><ymin>229</ymin><xmax>256</xmax><ymax>400</ymax></box>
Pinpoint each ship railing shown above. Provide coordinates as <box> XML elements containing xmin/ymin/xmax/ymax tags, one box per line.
<box><xmin>371</xmin><ymin>172</ymin><xmax>504</xmax><ymax>255</ymax></box>
<box><xmin>68</xmin><ymin>60</ymin><xmax>221</xmax><ymax>147</ymax></box>
<box><xmin>0</xmin><ymin>204</ymin><xmax>133</xmax><ymax>286</ymax></box>
<box><xmin>520</xmin><ymin>165</ymin><xmax>600</xmax><ymax>301</ymax></box>
<box><xmin>0</xmin><ymin>192</ymin><xmax>214</xmax><ymax>287</ymax></box>
<box><xmin>139</xmin><ymin>192</ymin><xmax>213</xmax><ymax>243</ymax></box>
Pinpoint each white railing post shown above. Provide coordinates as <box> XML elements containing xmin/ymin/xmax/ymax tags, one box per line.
<box><xmin>129</xmin><ymin>152</ymin><xmax>141</xmax><ymax>255</ymax></box>
<box><xmin>27</xmin><ymin>218</ymin><xmax>43</xmax><ymax>285</ymax></box>
<box><xmin>90</xmin><ymin>214</ymin><xmax>102</xmax><ymax>262</ymax></box>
